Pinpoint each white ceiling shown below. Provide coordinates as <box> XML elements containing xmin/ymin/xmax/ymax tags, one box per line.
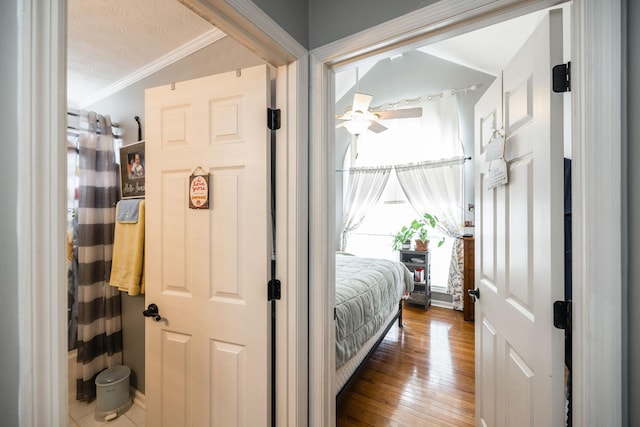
<box><xmin>335</xmin><ymin>9</ymin><xmax>547</xmax><ymax>103</ymax></box>
<box><xmin>416</xmin><ymin>10</ymin><xmax>546</xmax><ymax>76</ymax></box>
<box><xmin>67</xmin><ymin>0</ymin><xmax>220</xmax><ymax>109</ymax></box>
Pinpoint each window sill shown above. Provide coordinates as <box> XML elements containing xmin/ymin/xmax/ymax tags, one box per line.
<box><xmin>431</xmin><ymin>285</ymin><xmax>448</xmax><ymax>294</ymax></box>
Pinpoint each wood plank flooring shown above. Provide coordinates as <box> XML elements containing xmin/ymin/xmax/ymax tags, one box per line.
<box><xmin>337</xmin><ymin>304</ymin><xmax>475</xmax><ymax>426</ymax></box>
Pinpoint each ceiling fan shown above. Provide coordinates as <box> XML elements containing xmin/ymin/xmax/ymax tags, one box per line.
<box><xmin>336</xmin><ymin>92</ymin><xmax>423</xmax><ymax>135</ymax></box>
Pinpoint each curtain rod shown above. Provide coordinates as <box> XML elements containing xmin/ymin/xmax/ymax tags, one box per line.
<box><xmin>335</xmin><ymin>156</ymin><xmax>471</xmax><ymax>172</ymax></box>
<box><xmin>371</xmin><ymin>83</ymin><xmax>482</xmax><ymax>111</ymax></box>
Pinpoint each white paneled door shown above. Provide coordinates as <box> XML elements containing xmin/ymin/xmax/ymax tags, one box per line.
<box><xmin>474</xmin><ymin>10</ymin><xmax>565</xmax><ymax>427</ymax></box>
<box><xmin>144</xmin><ymin>65</ymin><xmax>272</xmax><ymax>426</ymax></box>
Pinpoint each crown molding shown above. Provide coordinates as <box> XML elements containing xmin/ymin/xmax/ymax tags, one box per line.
<box><xmin>78</xmin><ymin>28</ymin><xmax>226</xmax><ymax>108</ymax></box>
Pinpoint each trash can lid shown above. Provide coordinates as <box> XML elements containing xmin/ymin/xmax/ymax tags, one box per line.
<box><xmin>96</xmin><ymin>365</ymin><xmax>131</xmax><ymax>385</ymax></box>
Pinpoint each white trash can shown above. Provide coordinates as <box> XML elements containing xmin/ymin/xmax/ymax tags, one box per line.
<box><xmin>95</xmin><ymin>365</ymin><xmax>132</xmax><ymax>421</ymax></box>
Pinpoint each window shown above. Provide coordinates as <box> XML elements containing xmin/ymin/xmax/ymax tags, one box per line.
<box><xmin>340</xmin><ymin>95</ymin><xmax>464</xmax><ymax>290</ymax></box>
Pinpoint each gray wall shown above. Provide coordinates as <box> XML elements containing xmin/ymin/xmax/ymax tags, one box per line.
<box><xmin>334</xmin><ymin>51</ymin><xmax>495</xmax><ymax>247</ymax></box>
<box><xmin>308</xmin><ymin>0</ymin><xmax>439</xmax><ymax>49</ymax></box>
<box><xmin>627</xmin><ymin>0</ymin><xmax>638</xmax><ymax>422</ymax></box>
<box><xmin>0</xmin><ymin>1</ymin><xmax>20</xmax><ymax>425</ymax></box>
<box><xmin>85</xmin><ymin>36</ymin><xmax>264</xmax><ymax>393</ymax></box>
<box><xmin>247</xmin><ymin>0</ymin><xmax>438</xmax><ymax>49</ymax></box>
<box><xmin>252</xmin><ymin>0</ymin><xmax>308</xmax><ymax>48</ymax></box>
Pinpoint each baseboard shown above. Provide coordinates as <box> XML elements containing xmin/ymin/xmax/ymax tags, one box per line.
<box><xmin>131</xmin><ymin>387</ymin><xmax>145</xmax><ymax>410</ymax></box>
<box><xmin>431</xmin><ymin>299</ymin><xmax>454</xmax><ymax>310</ymax></box>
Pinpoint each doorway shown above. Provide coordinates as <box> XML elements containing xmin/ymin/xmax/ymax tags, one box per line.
<box><xmin>308</xmin><ymin>1</ymin><xmax>623</xmax><ymax>426</ymax></box>
<box><xmin>330</xmin><ymin>6</ymin><xmax>570</xmax><ymax>424</ymax></box>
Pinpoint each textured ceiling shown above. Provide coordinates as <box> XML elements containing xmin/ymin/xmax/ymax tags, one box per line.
<box><xmin>67</xmin><ymin>0</ymin><xmax>216</xmax><ymax>109</ymax></box>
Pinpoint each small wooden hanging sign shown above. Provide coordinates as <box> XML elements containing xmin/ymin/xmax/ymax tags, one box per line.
<box><xmin>189</xmin><ymin>167</ymin><xmax>210</xmax><ymax>209</ymax></box>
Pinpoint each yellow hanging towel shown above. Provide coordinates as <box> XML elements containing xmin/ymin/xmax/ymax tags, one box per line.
<box><xmin>109</xmin><ymin>199</ymin><xmax>145</xmax><ymax>295</ymax></box>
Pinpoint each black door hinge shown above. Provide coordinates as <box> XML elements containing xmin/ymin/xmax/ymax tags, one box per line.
<box><xmin>268</xmin><ymin>278</ymin><xmax>281</xmax><ymax>301</ymax></box>
<box><xmin>553</xmin><ymin>300</ymin><xmax>572</xmax><ymax>332</ymax></box>
<box><xmin>552</xmin><ymin>61</ymin><xmax>571</xmax><ymax>93</ymax></box>
<box><xmin>267</xmin><ymin>108</ymin><xmax>281</xmax><ymax>131</ymax></box>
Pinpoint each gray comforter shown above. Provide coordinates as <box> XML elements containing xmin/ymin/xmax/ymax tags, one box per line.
<box><xmin>335</xmin><ymin>254</ymin><xmax>414</xmax><ymax>368</ymax></box>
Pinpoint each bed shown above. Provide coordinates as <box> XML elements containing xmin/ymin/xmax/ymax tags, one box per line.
<box><xmin>335</xmin><ymin>253</ymin><xmax>414</xmax><ymax>400</ymax></box>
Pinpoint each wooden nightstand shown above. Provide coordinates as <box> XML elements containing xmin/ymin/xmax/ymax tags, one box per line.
<box><xmin>463</xmin><ymin>237</ymin><xmax>475</xmax><ymax>321</ymax></box>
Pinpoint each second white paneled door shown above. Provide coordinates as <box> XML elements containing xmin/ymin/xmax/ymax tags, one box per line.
<box><xmin>145</xmin><ymin>64</ymin><xmax>273</xmax><ymax>426</ymax></box>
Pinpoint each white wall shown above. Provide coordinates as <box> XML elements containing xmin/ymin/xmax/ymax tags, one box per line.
<box><xmin>0</xmin><ymin>1</ymin><xmax>21</xmax><ymax>425</ymax></box>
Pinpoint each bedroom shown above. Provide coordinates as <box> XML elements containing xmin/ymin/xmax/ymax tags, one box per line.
<box><xmin>333</xmin><ymin>49</ymin><xmax>495</xmax><ymax>309</ymax></box>
<box><xmin>331</xmin><ymin>5</ymin><xmax>573</xmax><ymax>423</ymax></box>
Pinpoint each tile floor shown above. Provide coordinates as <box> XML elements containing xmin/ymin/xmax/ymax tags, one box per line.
<box><xmin>68</xmin><ymin>399</ymin><xmax>145</xmax><ymax>427</ymax></box>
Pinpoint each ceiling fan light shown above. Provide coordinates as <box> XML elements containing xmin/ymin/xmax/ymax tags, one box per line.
<box><xmin>343</xmin><ymin>119</ymin><xmax>371</xmax><ymax>135</ymax></box>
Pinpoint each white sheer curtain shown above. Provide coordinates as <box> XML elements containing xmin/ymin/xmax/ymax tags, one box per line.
<box><xmin>417</xmin><ymin>93</ymin><xmax>464</xmax><ymax>160</ymax></box>
<box><xmin>393</xmin><ymin>91</ymin><xmax>467</xmax><ymax>311</ymax></box>
<box><xmin>340</xmin><ymin>166</ymin><xmax>392</xmax><ymax>251</ymax></box>
<box><xmin>396</xmin><ymin>158</ymin><xmax>466</xmax><ymax>310</ymax></box>
<box><xmin>395</xmin><ymin>158</ymin><xmax>465</xmax><ymax>235</ymax></box>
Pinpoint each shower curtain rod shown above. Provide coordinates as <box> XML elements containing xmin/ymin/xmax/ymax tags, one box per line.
<box><xmin>67</xmin><ymin>111</ymin><xmax>120</xmax><ymax>128</ymax></box>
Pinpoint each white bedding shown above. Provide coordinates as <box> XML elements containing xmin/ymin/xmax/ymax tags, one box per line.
<box><xmin>335</xmin><ymin>254</ymin><xmax>414</xmax><ymax>371</ymax></box>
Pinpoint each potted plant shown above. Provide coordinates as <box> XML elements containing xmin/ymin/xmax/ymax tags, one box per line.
<box><xmin>415</xmin><ymin>213</ymin><xmax>446</xmax><ymax>251</ymax></box>
<box><xmin>392</xmin><ymin>213</ymin><xmax>445</xmax><ymax>252</ymax></box>
<box><xmin>391</xmin><ymin>224</ymin><xmax>415</xmax><ymax>251</ymax></box>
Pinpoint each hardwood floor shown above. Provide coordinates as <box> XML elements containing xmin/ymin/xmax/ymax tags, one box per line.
<box><xmin>337</xmin><ymin>304</ymin><xmax>475</xmax><ymax>427</ymax></box>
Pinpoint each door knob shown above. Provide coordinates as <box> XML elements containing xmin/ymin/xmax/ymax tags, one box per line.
<box><xmin>143</xmin><ymin>303</ymin><xmax>162</xmax><ymax>321</ymax></box>
<box><xmin>468</xmin><ymin>288</ymin><xmax>480</xmax><ymax>301</ymax></box>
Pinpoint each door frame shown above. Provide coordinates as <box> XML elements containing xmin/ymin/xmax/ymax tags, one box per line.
<box><xmin>18</xmin><ymin>1</ymin><xmax>308</xmax><ymax>426</ymax></box>
<box><xmin>308</xmin><ymin>1</ymin><xmax>623</xmax><ymax>426</ymax></box>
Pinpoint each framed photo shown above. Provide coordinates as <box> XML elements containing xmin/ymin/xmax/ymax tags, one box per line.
<box><xmin>119</xmin><ymin>140</ymin><xmax>145</xmax><ymax>199</ymax></box>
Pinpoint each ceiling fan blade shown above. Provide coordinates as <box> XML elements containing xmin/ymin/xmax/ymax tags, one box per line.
<box><xmin>352</xmin><ymin>93</ymin><xmax>373</xmax><ymax>113</ymax></box>
<box><xmin>368</xmin><ymin>120</ymin><xmax>388</xmax><ymax>133</ymax></box>
<box><xmin>375</xmin><ymin>107</ymin><xmax>423</xmax><ymax>120</ymax></box>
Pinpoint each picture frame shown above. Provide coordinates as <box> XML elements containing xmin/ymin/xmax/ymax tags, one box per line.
<box><xmin>119</xmin><ymin>140</ymin><xmax>145</xmax><ymax>199</ymax></box>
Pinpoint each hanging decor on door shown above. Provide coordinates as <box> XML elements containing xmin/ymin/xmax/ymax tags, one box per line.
<box><xmin>485</xmin><ymin>128</ymin><xmax>509</xmax><ymax>189</ymax></box>
<box><xmin>189</xmin><ymin>167</ymin><xmax>210</xmax><ymax>209</ymax></box>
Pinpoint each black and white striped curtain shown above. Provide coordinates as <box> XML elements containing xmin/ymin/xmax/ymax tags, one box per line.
<box><xmin>76</xmin><ymin>111</ymin><xmax>123</xmax><ymax>402</ymax></box>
